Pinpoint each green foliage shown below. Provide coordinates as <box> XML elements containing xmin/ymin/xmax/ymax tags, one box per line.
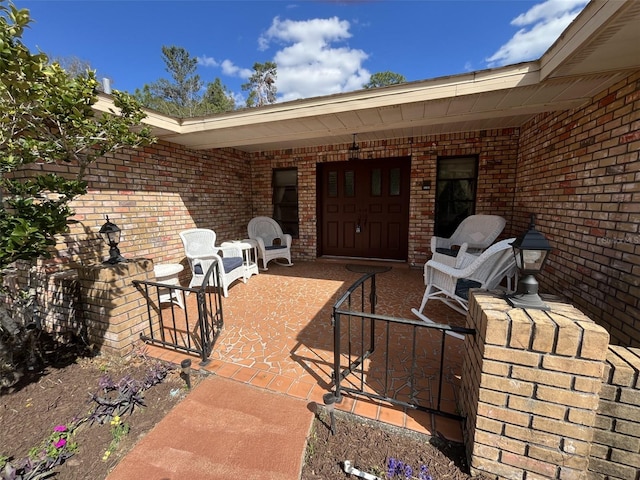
<box><xmin>135</xmin><ymin>45</ymin><xmax>235</xmax><ymax>117</ymax></box>
<box><xmin>363</xmin><ymin>71</ymin><xmax>407</xmax><ymax>89</ymax></box>
<box><xmin>0</xmin><ymin>0</ymin><xmax>154</xmax><ymax>273</ymax></box>
<box><xmin>242</xmin><ymin>61</ymin><xmax>277</xmax><ymax>107</ymax></box>
<box><xmin>0</xmin><ymin>424</ymin><xmax>78</xmax><ymax>479</ymax></box>
<box><xmin>203</xmin><ymin>78</ymin><xmax>236</xmax><ymax>114</ymax></box>
<box><xmin>0</xmin><ymin>361</ymin><xmax>173</xmax><ymax>478</ymax></box>
<box><xmin>102</xmin><ymin>415</ymin><xmax>130</xmax><ymax>461</ymax></box>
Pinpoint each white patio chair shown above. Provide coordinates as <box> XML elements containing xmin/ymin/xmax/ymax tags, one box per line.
<box><xmin>247</xmin><ymin>216</ymin><xmax>293</xmax><ymax>270</ymax></box>
<box><xmin>431</xmin><ymin>214</ymin><xmax>506</xmax><ymax>267</ymax></box>
<box><xmin>412</xmin><ymin>238</ymin><xmax>517</xmax><ymax>339</ymax></box>
<box><xmin>179</xmin><ymin>228</ymin><xmax>246</xmax><ymax>297</ymax></box>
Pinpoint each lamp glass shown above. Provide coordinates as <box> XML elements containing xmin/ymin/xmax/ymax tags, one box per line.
<box><xmin>99</xmin><ymin>218</ymin><xmax>121</xmax><ymax>245</ymax></box>
<box><xmin>513</xmin><ymin>246</ymin><xmax>549</xmax><ymax>274</ymax></box>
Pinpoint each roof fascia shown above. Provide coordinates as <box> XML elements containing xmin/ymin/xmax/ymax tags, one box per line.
<box><xmin>94</xmin><ymin>95</ymin><xmax>182</xmax><ymax>135</ymax></box>
<box><xmin>176</xmin><ymin>63</ymin><xmax>541</xmax><ymax>134</ymax></box>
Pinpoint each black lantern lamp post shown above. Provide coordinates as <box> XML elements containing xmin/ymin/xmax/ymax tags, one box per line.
<box><xmin>99</xmin><ymin>216</ymin><xmax>126</xmax><ymax>264</ymax></box>
<box><xmin>348</xmin><ymin>133</ymin><xmax>360</xmax><ymax>161</ymax></box>
<box><xmin>505</xmin><ymin>215</ymin><xmax>552</xmax><ymax>311</ymax></box>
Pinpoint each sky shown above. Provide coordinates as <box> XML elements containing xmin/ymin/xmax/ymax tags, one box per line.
<box><xmin>18</xmin><ymin>0</ymin><xmax>589</xmax><ymax>106</ymax></box>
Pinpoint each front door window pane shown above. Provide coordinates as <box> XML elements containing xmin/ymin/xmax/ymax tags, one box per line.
<box><xmin>371</xmin><ymin>169</ymin><xmax>381</xmax><ymax>196</ymax></box>
<box><xmin>345</xmin><ymin>171</ymin><xmax>355</xmax><ymax>197</ymax></box>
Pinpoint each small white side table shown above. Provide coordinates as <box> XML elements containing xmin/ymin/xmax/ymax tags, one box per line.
<box><xmin>154</xmin><ymin>263</ymin><xmax>185</xmax><ymax>309</ymax></box>
<box><xmin>221</xmin><ymin>240</ymin><xmax>259</xmax><ymax>278</ymax></box>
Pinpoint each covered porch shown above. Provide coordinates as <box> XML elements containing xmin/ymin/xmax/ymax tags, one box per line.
<box><xmin>142</xmin><ymin>260</ymin><xmax>468</xmax><ymax>442</ymax></box>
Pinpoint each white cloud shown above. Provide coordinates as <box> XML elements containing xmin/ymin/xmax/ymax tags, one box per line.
<box><xmin>486</xmin><ymin>0</ymin><xmax>588</xmax><ymax>67</ymax></box>
<box><xmin>258</xmin><ymin>16</ymin><xmax>370</xmax><ymax>101</ymax></box>
<box><xmin>221</xmin><ymin>59</ymin><xmax>253</xmax><ymax>79</ymax></box>
<box><xmin>197</xmin><ymin>55</ymin><xmax>219</xmax><ymax>68</ymax></box>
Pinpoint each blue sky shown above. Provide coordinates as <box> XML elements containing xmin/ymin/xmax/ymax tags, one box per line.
<box><xmin>19</xmin><ymin>0</ymin><xmax>589</xmax><ymax>105</ymax></box>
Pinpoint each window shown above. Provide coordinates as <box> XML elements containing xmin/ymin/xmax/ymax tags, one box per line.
<box><xmin>272</xmin><ymin>168</ymin><xmax>299</xmax><ymax>237</ymax></box>
<box><xmin>434</xmin><ymin>156</ymin><xmax>478</xmax><ymax>237</ymax></box>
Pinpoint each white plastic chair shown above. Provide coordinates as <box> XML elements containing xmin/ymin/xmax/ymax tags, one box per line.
<box><xmin>247</xmin><ymin>217</ymin><xmax>293</xmax><ymax>270</ymax></box>
<box><xmin>412</xmin><ymin>238</ymin><xmax>517</xmax><ymax>338</ymax></box>
<box><xmin>179</xmin><ymin>228</ymin><xmax>246</xmax><ymax>297</ymax></box>
<box><xmin>431</xmin><ymin>214</ymin><xmax>506</xmax><ymax>267</ymax></box>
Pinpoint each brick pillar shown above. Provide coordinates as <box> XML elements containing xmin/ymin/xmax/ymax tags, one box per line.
<box><xmin>588</xmin><ymin>346</ymin><xmax>640</xmax><ymax>479</ymax></box>
<box><xmin>78</xmin><ymin>259</ymin><xmax>155</xmax><ymax>357</ymax></box>
<box><xmin>460</xmin><ymin>290</ymin><xmax>610</xmax><ymax>480</ymax></box>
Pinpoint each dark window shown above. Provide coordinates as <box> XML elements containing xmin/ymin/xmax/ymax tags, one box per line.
<box><xmin>272</xmin><ymin>168</ymin><xmax>299</xmax><ymax>237</ymax></box>
<box><xmin>434</xmin><ymin>156</ymin><xmax>478</xmax><ymax>238</ymax></box>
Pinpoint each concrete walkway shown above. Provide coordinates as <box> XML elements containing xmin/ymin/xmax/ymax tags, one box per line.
<box><xmin>106</xmin><ymin>375</ymin><xmax>314</xmax><ymax>480</ymax></box>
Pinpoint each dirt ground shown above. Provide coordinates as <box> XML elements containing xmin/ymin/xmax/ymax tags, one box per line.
<box><xmin>301</xmin><ymin>410</ymin><xmax>486</xmax><ymax>480</ymax></box>
<box><xmin>1</xmin><ymin>340</ymin><xmax>485</xmax><ymax>479</ymax></box>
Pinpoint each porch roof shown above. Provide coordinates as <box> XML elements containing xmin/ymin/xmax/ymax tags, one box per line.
<box><xmin>96</xmin><ymin>0</ymin><xmax>640</xmax><ymax>154</ymax></box>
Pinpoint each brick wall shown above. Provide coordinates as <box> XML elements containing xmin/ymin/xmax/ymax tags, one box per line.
<box><xmin>588</xmin><ymin>345</ymin><xmax>640</xmax><ymax>480</ymax></box>
<box><xmin>462</xmin><ymin>290</ymin><xmax>611</xmax><ymax>479</ymax></box>
<box><xmin>44</xmin><ymin>141</ymin><xmax>253</xmax><ymax>275</ymax></box>
<box><xmin>516</xmin><ymin>72</ymin><xmax>640</xmax><ymax>346</ymax></box>
<box><xmin>249</xmin><ymin>130</ymin><xmax>520</xmax><ymax>265</ymax></box>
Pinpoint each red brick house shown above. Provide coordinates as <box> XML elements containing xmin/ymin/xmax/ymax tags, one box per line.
<box><xmin>47</xmin><ymin>0</ymin><xmax>639</xmax><ymax>346</ymax></box>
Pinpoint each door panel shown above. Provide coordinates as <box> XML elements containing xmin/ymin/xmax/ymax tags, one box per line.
<box><xmin>319</xmin><ymin>157</ymin><xmax>410</xmax><ymax>260</ymax></box>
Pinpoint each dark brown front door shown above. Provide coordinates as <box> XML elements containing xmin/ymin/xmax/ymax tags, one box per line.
<box><xmin>318</xmin><ymin>157</ymin><xmax>410</xmax><ymax>260</ymax></box>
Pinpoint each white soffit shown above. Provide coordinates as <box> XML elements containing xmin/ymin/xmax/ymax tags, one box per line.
<box><xmin>541</xmin><ymin>0</ymin><xmax>640</xmax><ymax>79</ymax></box>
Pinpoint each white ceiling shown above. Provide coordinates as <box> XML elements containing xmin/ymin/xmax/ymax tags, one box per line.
<box><xmin>96</xmin><ymin>0</ymin><xmax>640</xmax><ymax>154</ymax></box>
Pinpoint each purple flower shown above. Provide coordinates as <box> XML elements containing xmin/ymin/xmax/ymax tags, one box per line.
<box><xmin>404</xmin><ymin>464</ymin><xmax>413</xmax><ymax>479</ymax></box>
<box><xmin>53</xmin><ymin>438</ymin><xmax>67</xmax><ymax>449</ymax></box>
<box><xmin>387</xmin><ymin>458</ymin><xmax>398</xmax><ymax>478</ymax></box>
<box><xmin>53</xmin><ymin>425</ymin><xmax>67</xmax><ymax>432</ymax></box>
<box><xmin>419</xmin><ymin>465</ymin><xmax>431</xmax><ymax>480</ymax></box>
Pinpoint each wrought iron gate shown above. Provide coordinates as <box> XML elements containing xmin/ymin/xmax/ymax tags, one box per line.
<box><xmin>133</xmin><ymin>261</ymin><xmax>223</xmax><ymax>365</ymax></box>
<box><xmin>330</xmin><ymin>273</ymin><xmax>473</xmax><ymax>420</ymax></box>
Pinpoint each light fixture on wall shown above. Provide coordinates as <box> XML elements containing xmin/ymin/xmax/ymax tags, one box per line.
<box><xmin>99</xmin><ymin>215</ymin><xmax>126</xmax><ymax>264</ymax></box>
<box><xmin>348</xmin><ymin>133</ymin><xmax>360</xmax><ymax>161</ymax></box>
<box><xmin>505</xmin><ymin>214</ymin><xmax>552</xmax><ymax>311</ymax></box>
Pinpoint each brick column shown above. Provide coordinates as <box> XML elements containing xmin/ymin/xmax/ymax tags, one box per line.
<box><xmin>588</xmin><ymin>346</ymin><xmax>640</xmax><ymax>479</ymax></box>
<box><xmin>460</xmin><ymin>290</ymin><xmax>610</xmax><ymax>480</ymax></box>
<box><xmin>78</xmin><ymin>259</ymin><xmax>155</xmax><ymax>357</ymax></box>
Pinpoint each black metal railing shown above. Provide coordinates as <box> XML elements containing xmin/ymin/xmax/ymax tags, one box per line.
<box><xmin>133</xmin><ymin>261</ymin><xmax>223</xmax><ymax>366</ymax></box>
<box><xmin>330</xmin><ymin>273</ymin><xmax>474</xmax><ymax>420</ymax></box>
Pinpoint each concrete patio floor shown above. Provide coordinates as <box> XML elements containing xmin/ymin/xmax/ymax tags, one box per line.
<box><xmin>143</xmin><ymin>260</ymin><xmax>468</xmax><ymax>442</ymax></box>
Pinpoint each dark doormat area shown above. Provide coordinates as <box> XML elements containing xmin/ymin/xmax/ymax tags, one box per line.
<box><xmin>345</xmin><ymin>264</ymin><xmax>392</xmax><ymax>274</ymax></box>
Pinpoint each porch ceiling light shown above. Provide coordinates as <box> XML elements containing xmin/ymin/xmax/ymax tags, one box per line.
<box><xmin>99</xmin><ymin>215</ymin><xmax>126</xmax><ymax>265</ymax></box>
<box><xmin>505</xmin><ymin>214</ymin><xmax>552</xmax><ymax>311</ymax></box>
<box><xmin>348</xmin><ymin>133</ymin><xmax>360</xmax><ymax>161</ymax></box>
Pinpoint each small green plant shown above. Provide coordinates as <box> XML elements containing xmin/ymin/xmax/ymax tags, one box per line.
<box><xmin>102</xmin><ymin>416</ymin><xmax>130</xmax><ymax>461</ymax></box>
<box><xmin>0</xmin><ymin>424</ymin><xmax>78</xmax><ymax>480</ymax></box>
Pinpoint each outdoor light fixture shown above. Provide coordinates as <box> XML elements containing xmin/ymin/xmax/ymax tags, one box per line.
<box><xmin>99</xmin><ymin>216</ymin><xmax>126</xmax><ymax>265</ymax></box>
<box><xmin>322</xmin><ymin>392</ymin><xmax>337</xmax><ymax>435</ymax></box>
<box><xmin>180</xmin><ymin>359</ymin><xmax>192</xmax><ymax>389</ymax></box>
<box><xmin>348</xmin><ymin>133</ymin><xmax>360</xmax><ymax>161</ymax></box>
<box><xmin>505</xmin><ymin>214</ymin><xmax>552</xmax><ymax>311</ymax></box>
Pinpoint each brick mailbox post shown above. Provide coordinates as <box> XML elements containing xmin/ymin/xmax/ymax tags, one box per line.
<box><xmin>78</xmin><ymin>259</ymin><xmax>156</xmax><ymax>357</ymax></box>
<box><xmin>460</xmin><ymin>291</ymin><xmax>610</xmax><ymax>479</ymax></box>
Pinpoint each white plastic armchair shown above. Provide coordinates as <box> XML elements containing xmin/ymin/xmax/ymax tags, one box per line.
<box><xmin>431</xmin><ymin>214</ymin><xmax>506</xmax><ymax>267</ymax></box>
<box><xmin>412</xmin><ymin>238</ymin><xmax>517</xmax><ymax>338</ymax></box>
<box><xmin>247</xmin><ymin>216</ymin><xmax>293</xmax><ymax>270</ymax></box>
<box><xmin>179</xmin><ymin>228</ymin><xmax>246</xmax><ymax>297</ymax></box>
